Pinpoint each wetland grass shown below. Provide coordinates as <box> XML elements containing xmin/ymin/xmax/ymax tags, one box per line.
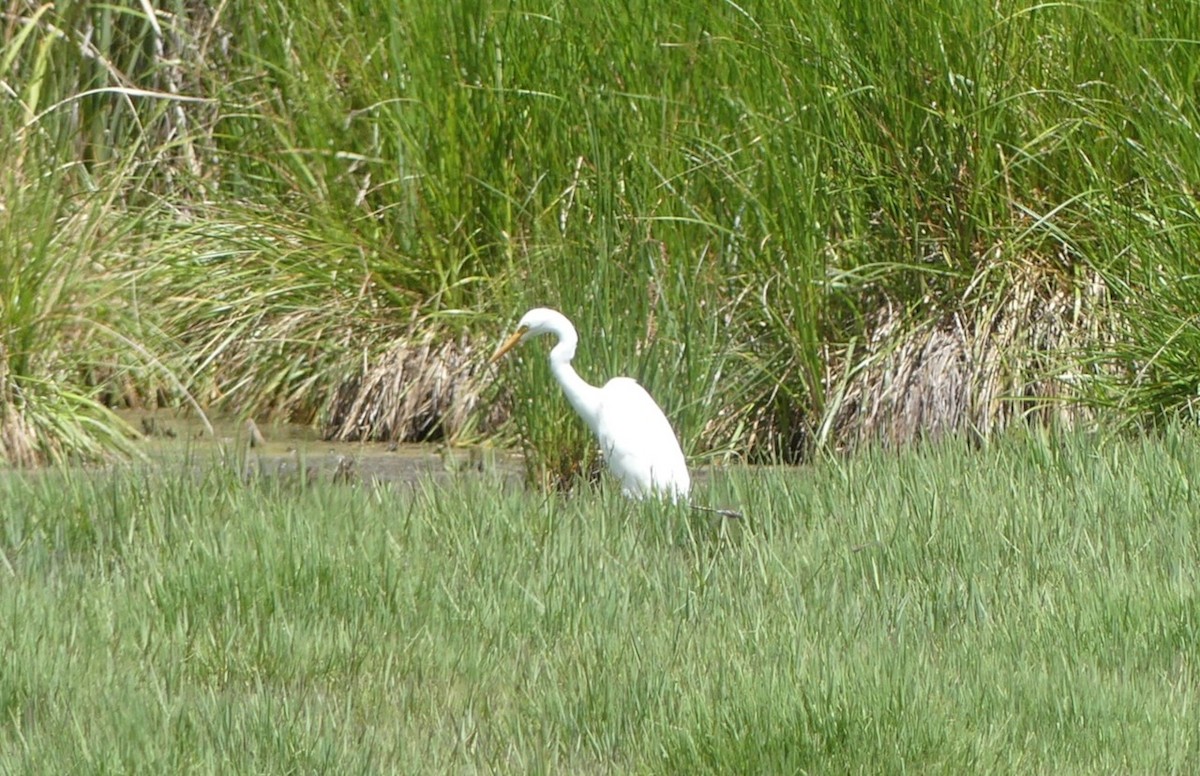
<box><xmin>6</xmin><ymin>1</ymin><xmax>1200</xmax><ymax>468</ymax></box>
<box><xmin>1</xmin><ymin>429</ymin><xmax>1197</xmax><ymax>772</ymax></box>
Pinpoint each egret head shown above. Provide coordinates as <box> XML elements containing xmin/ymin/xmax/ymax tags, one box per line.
<box><xmin>489</xmin><ymin>308</ymin><xmax>573</xmax><ymax>363</ymax></box>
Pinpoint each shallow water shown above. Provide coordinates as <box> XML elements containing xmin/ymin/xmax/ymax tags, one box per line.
<box><xmin>120</xmin><ymin>409</ymin><xmax>524</xmax><ymax>486</ymax></box>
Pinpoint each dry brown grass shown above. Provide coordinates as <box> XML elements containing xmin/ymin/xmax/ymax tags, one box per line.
<box><xmin>324</xmin><ymin>332</ymin><xmax>502</xmax><ymax>444</ymax></box>
<box><xmin>0</xmin><ymin>352</ymin><xmax>39</xmax><ymax>467</ymax></box>
<box><xmin>829</xmin><ymin>259</ymin><xmax>1113</xmax><ymax>448</ymax></box>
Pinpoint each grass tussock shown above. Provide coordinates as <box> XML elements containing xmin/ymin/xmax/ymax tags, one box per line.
<box><xmin>1</xmin><ymin>430</ymin><xmax>1198</xmax><ymax>771</ymax></box>
<box><xmin>832</xmin><ymin>257</ymin><xmax>1113</xmax><ymax>447</ymax></box>
<box><xmin>326</xmin><ymin>330</ymin><xmax>500</xmax><ymax>443</ymax></box>
<box><xmin>0</xmin><ymin>156</ymin><xmax>145</xmax><ymax>465</ymax></box>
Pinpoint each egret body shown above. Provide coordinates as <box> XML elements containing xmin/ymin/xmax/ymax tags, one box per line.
<box><xmin>490</xmin><ymin>308</ymin><xmax>690</xmax><ymax>502</ymax></box>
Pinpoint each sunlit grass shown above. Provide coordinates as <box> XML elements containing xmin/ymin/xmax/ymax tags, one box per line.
<box><xmin>2</xmin><ymin>429</ymin><xmax>1197</xmax><ymax>772</ymax></box>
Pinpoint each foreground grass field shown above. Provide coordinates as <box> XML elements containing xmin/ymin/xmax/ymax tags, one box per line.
<box><xmin>2</xmin><ymin>430</ymin><xmax>1198</xmax><ymax>773</ymax></box>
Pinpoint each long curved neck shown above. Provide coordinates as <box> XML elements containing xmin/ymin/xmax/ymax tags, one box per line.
<box><xmin>548</xmin><ymin>326</ymin><xmax>603</xmax><ymax>434</ymax></box>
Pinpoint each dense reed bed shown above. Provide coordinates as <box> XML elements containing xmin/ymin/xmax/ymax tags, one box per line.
<box><xmin>2</xmin><ymin>0</ymin><xmax>1199</xmax><ymax>476</ymax></box>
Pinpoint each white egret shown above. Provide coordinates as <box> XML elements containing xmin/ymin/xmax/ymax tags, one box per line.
<box><xmin>489</xmin><ymin>307</ymin><xmax>690</xmax><ymax>502</ymax></box>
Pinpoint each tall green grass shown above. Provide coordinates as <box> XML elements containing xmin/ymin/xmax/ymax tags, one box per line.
<box><xmin>1</xmin><ymin>430</ymin><xmax>1198</xmax><ymax>771</ymax></box>
<box><xmin>0</xmin><ymin>150</ymin><xmax>145</xmax><ymax>465</ymax></box>
<box><xmin>4</xmin><ymin>0</ymin><xmax>1200</xmax><ymax>471</ymax></box>
<box><xmin>0</xmin><ymin>1</ymin><xmax>214</xmax><ymax>462</ymax></box>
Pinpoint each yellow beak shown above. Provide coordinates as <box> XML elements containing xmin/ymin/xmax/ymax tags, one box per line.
<box><xmin>489</xmin><ymin>327</ymin><xmax>528</xmax><ymax>364</ymax></box>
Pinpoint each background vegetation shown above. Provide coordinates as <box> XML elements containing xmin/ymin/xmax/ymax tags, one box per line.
<box><xmin>3</xmin><ymin>0</ymin><xmax>1200</xmax><ymax>473</ymax></box>
<box><xmin>1</xmin><ymin>429</ymin><xmax>1198</xmax><ymax>772</ymax></box>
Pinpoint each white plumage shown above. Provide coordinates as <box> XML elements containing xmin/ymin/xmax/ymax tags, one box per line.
<box><xmin>490</xmin><ymin>308</ymin><xmax>690</xmax><ymax>502</ymax></box>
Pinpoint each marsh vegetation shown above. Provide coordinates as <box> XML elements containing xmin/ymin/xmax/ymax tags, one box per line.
<box><xmin>2</xmin><ymin>0</ymin><xmax>1200</xmax><ymax>474</ymax></box>
<box><xmin>5</xmin><ymin>3</ymin><xmax>1200</xmax><ymax>770</ymax></box>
